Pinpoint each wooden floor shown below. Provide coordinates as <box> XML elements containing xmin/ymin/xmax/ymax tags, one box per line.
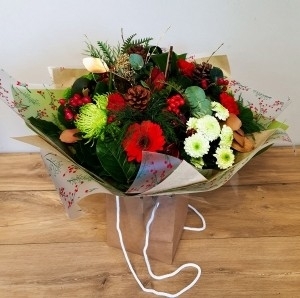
<box><xmin>0</xmin><ymin>146</ymin><xmax>299</xmax><ymax>298</ymax></box>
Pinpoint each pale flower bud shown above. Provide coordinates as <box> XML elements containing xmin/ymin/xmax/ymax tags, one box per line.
<box><xmin>59</xmin><ymin>128</ymin><xmax>80</xmax><ymax>143</ymax></box>
<box><xmin>82</xmin><ymin>57</ymin><xmax>109</xmax><ymax>73</ymax></box>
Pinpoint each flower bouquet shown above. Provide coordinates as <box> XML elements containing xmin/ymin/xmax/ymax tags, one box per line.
<box><xmin>0</xmin><ymin>32</ymin><xmax>290</xmax><ymax>296</ymax></box>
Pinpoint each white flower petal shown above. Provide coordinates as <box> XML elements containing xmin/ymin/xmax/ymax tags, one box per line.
<box><xmin>196</xmin><ymin>115</ymin><xmax>220</xmax><ymax>141</ymax></box>
<box><xmin>219</xmin><ymin>125</ymin><xmax>233</xmax><ymax>147</ymax></box>
<box><xmin>83</xmin><ymin>57</ymin><xmax>109</xmax><ymax>73</ymax></box>
<box><xmin>211</xmin><ymin>101</ymin><xmax>229</xmax><ymax>121</ymax></box>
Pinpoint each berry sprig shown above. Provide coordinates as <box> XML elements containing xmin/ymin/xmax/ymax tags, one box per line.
<box><xmin>216</xmin><ymin>77</ymin><xmax>229</xmax><ymax>91</ymax></box>
<box><xmin>59</xmin><ymin>94</ymin><xmax>92</xmax><ymax>122</ymax></box>
<box><xmin>166</xmin><ymin>94</ymin><xmax>185</xmax><ymax>115</ymax></box>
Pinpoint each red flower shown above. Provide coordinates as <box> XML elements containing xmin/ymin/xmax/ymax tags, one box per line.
<box><xmin>219</xmin><ymin>92</ymin><xmax>240</xmax><ymax>115</ymax></box>
<box><xmin>122</xmin><ymin>120</ymin><xmax>166</xmax><ymax>162</ymax></box>
<box><xmin>177</xmin><ymin>59</ymin><xmax>195</xmax><ymax>77</ymax></box>
<box><xmin>107</xmin><ymin>92</ymin><xmax>126</xmax><ymax>112</ymax></box>
<box><xmin>150</xmin><ymin>67</ymin><xmax>165</xmax><ymax>91</ymax></box>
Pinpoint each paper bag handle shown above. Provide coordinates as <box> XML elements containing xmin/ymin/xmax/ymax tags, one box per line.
<box><xmin>115</xmin><ymin>196</ymin><xmax>205</xmax><ymax>297</ymax></box>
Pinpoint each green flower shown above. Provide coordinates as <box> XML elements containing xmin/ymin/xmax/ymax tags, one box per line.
<box><xmin>211</xmin><ymin>101</ymin><xmax>229</xmax><ymax>121</ymax></box>
<box><xmin>213</xmin><ymin>147</ymin><xmax>235</xmax><ymax>169</ymax></box>
<box><xmin>184</xmin><ymin>133</ymin><xmax>210</xmax><ymax>158</ymax></box>
<box><xmin>190</xmin><ymin>157</ymin><xmax>205</xmax><ymax>169</ymax></box>
<box><xmin>219</xmin><ymin>125</ymin><xmax>233</xmax><ymax>147</ymax></box>
<box><xmin>75</xmin><ymin>94</ymin><xmax>108</xmax><ymax>140</ymax></box>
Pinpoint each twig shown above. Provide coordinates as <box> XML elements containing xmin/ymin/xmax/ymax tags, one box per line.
<box><xmin>165</xmin><ymin>46</ymin><xmax>173</xmax><ymax>80</ymax></box>
<box><xmin>206</xmin><ymin>43</ymin><xmax>224</xmax><ymax>62</ymax></box>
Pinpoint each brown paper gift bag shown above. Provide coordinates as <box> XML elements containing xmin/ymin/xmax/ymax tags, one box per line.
<box><xmin>106</xmin><ymin>195</ymin><xmax>189</xmax><ymax>264</ymax></box>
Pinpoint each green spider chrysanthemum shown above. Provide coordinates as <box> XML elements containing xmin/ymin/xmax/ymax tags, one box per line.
<box><xmin>75</xmin><ymin>94</ymin><xmax>108</xmax><ymax>140</ymax></box>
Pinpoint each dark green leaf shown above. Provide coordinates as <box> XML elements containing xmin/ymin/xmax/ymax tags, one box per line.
<box><xmin>94</xmin><ymin>81</ymin><xmax>109</xmax><ymax>95</ymax></box>
<box><xmin>96</xmin><ymin>139</ymin><xmax>138</xmax><ymax>184</ymax></box>
<box><xmin>27</xmin><ymin>117</ymin><xmax>61</xmax><ymax>137</ymax></box>
<box><xmin>210</xmin><ymin>67</ymin><xmax>223</xmax><ymax>82</ymax></box>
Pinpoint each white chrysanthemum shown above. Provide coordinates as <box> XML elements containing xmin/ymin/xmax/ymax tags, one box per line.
<box><xmin>184</xmin><ymin>133</ymin><xmax>210</xmax><ymax>158</ymax></box>
<box><xmin>214</xmin><ymin>147</ymin><xmax>235</xmax><ymax>169</ymax></box>
<box><xmin>196</xmin><ymin>115</ymin><xmax>221</xmax><ymax>141</ymax></box>
<box><xmin>211</xmin><ymin>101</ymin><xmax>229</xmax><ymax>121</ymax></box>
<box><xmin>219</xmin><ymin>125</ymin><xmax>233</xmax><ymax>147</ymax></box>
<box><xmin>190</xmin><ymin>157</ymin><xmax>205</xmax><ymax>169</ymax></box>
<box><xmin>186</xmin><ymin>117</ymin><xmax>199</xmax><ymax>131</ymax></box>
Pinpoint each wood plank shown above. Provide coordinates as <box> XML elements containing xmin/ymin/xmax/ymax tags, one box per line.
<box><xmin>0</xmin><ymin>182</ymin><xmax>299</xmax><ymax>245</ymax></box>
<box><xmin>227</xmin><ymin>146</ymin><xmax>300</xmax><ymax>186</ymax></box>
<box><xmin>185</xmin><ymin>183</ymin><xmax>300</xmax><ymax>239</ymax></box>
<box><xmin>0</xmin><ymin>237</ymin><xmax>299</xmax><ymax>297</ymax></box>
<box><xmin>0</xmin><ymin>153</ymin><xmax>54</xmax><ymax>191</ymax></box>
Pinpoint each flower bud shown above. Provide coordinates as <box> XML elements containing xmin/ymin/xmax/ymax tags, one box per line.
<box><xmin>82</xmin><ymin>57</ymin><xmax>109</xmax><ymax>73</ymax></box>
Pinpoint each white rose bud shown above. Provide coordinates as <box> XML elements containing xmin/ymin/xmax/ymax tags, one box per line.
<box><xmin>82</xmin><ymin>57</ymin><xmax>109</xmax><ymax>73</ymax></box>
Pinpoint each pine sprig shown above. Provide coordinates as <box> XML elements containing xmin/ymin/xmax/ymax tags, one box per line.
<box><xmin>121</xmin><ymin>33</ymin><xmax>137</xmax><ymax>52</ymax></box>
<box><xmin>164</xmin><ymin>80</ymin><xmax>186</xmax><ymax>95</ymax></box>
<box><xmin>97</xmin><ymin>41</ymin><xmax>120</xmax><ymax>66</ymax></box>
<box><xmin>121</xmin><ymin>34</ymin><xmax>153</xmax><ymax>53</ymax></box>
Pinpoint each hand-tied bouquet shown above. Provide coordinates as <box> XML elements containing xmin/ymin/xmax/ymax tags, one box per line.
<box><xmin>1</xmin><ymin>33</ymin><xmax>289</xmax><ymax>198</ymax></box>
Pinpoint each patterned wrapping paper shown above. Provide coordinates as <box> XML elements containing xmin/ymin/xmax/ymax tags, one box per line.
<box><xmin>0</xmin><ymin>60</ymin><xmax>291</xmax><ymax>218</ymax></box>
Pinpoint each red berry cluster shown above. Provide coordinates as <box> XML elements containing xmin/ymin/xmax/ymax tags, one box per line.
<box><xmin>216</xmin><ymin>77</ymin><xmax>229</xmax><ymax>91</ymax></box>
<box><xmin>166</xmin><ymin>94</ymin><xmax>185</xmax><ymax>115</ymax></box>
<box><xmin>59</xmin><ymin>94</ymin><xmax>92</xmax><ymax>122</ymax></box>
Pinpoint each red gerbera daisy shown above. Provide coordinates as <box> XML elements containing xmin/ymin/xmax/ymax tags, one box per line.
<box><xmin>122</xmin><ymin>120</ymin><xmax>166</xmax><ymax>162</ymax></box>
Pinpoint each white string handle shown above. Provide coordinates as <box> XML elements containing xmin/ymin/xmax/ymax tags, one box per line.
<box><xmin>115</xmin><ymin>196</ymin><xmax>202</xmax><ymax>297</ymax></box>
<box><xmin>184</xmin><ymin>204</ymin><xmax>206</xmax><ymax>231</ymax></box>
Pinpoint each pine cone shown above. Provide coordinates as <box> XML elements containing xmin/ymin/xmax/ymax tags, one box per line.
<box><xmin>127</xmin><ymin>45</ymin><xmax>148</xmax><ymax>60</ymax></box>
<box><xmin>192</xmin><ymin>62</ymin><xmax>213</xmax><ymax>82</ymax></box>
<box><xmin>124</xmin><ymin>85</ymin><xmax>151</xmax><ymax>110</ymax></box>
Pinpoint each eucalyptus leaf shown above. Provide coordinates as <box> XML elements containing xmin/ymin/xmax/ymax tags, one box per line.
<box><xmin>184</xmin><ymin>86</ymin><xmax>212</xmax><ymax>117</ymax></box>
<box><xmin>96</xmin><ymin>139</ymin><xmax>138</xmax><ymax>184</ymax></box>
<box><xmin>129</xmin><ymin>53</ymin><xmax>144</xmax><ymax>70</ymax></box>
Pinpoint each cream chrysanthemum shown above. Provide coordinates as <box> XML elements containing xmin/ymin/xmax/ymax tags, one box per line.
<box><xmin>213</xmin><ymin>147</ymin><xmax>235</xmax><ymax>169</ymax></box>
<box><xmin>211</xmin><ymin>101</ymin><xmax>229</xmax><ymax>121</ymax></box>
<box><xmin>186</xmin><ymin>117</ymin><xmax>199</xmax><ymax>131</ymax></box>
<box><xmin>219</xmin><ymin>124</ymin><xmax>233</xmax><ymax>147</ymax></box>
<box><xmin>75</xmin><ymin>94</ymin><xmax>108</xmax><ymax>140</ymax></box>
<box><xmin>184</xmin><ymin>133</ymin><xmax>210</xmax><ymax>158</ymax></box>
<box><xmin>196</xmin><ymin>115</ymin><xmax>220</xmax><ymax>141</ymax></box>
